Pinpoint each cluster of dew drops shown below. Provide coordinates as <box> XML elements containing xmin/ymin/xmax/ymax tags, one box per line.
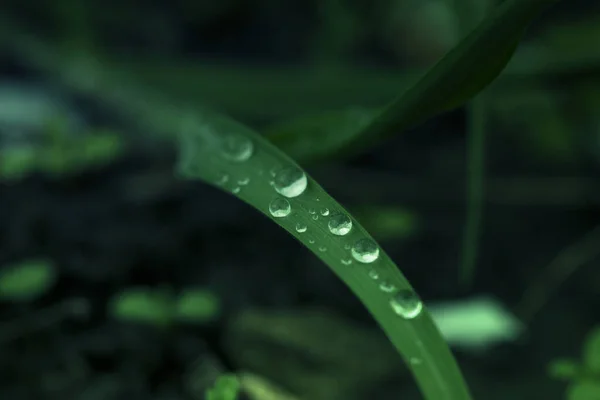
<box><xmin>217</xmin><ymin>134</ymin><xmax>423</xmax><ymax>321</ymax></box>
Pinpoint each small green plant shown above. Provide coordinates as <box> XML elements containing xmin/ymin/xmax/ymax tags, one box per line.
<box><xmin>549</xmin><ymin>326</ymin><xmax>600</xmax><ymax>399</ymax></box>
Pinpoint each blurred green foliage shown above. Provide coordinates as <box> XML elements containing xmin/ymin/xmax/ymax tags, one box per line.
<box><xmin>549</xmin><ymin>327</ymin><xmax>600</xmax><ymax>399</ymax></box>
<box><xmin>205</xmin><ymin>374</ymin><xmax>241</xmax><ymax>400</ymax></box>
<box><xmin>0</xmin><ymin>258</ymin><xmax>57</xmax><ymax>302</ymax></box>
<box><xmin>0</xmin><ymin>117</ymin><xmax>124</xmax><ymax>181</ymax></box>
<box><xmin>109</xmin><ymin>286</ymin><xmax>221</xmax><ymax>327</ymax></box>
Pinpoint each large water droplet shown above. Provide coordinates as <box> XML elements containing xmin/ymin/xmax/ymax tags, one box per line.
<box><xmin>220</xmin><ymin>134</ymin><xmax>254</xmax><ymax>162</ymax></box>
<box><xmin>320</xmin><ymin>208</ymin><xmax>330</xmax><ymax>216</ymax></box>
<box><xmin>390</xmin><ymin>290</ymin><xmax>423</xmax><ymax>319</ymax></box>
<box><xmin>295</xmin><ymin>223</ymin><xmax>307</xmax><ymax>233</ymax></box>
<box><xmin>273</xmin><ymin>168</ymin><xmax>307</xmax><ymax>198</ymax></box>
<box><xmin>269</xmin><ymin>197</ymin><xmax>291</xmax><ymax>218</ymax></box>
<box><xmin>351</xmin><ymin>238</ymin><xmax>379</xmax><ymax>263</ymax></box>
<box><xmin>328</xmin><ymin>213</ymin><xmax>352</xmax><ymax>236</ymax></box>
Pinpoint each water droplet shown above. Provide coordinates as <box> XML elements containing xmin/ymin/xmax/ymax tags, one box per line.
<box><xmin>295</xmin><ymin>223</ymin><xmax>307</xmax><ymax>233</ymax></box>
<box><xmin>238</xmin><ymin>177</ymin><xmax>250</xmax><ymax>185</ymax></box>
<box><xmin>409</xmin><ymin>357</ymin><xmax>423</xmax><ymax>366</ymax></box>
<box><xmin>268</xmin><ymin>197</ymin><xmax>291</xmax><ymax>218</ymax></box>
<box><xmin>273</xmin><ymin>167</ymin><xmax>307</xmax><ymax>198</ymax></box>
<box><xmin>341</xmin><ymin>258</ymin><xmax>352</xmax><ymax>265</ymax></box>
<box><xmin>320</xmin><ymin>208</ymin><xmax>330</xmax><ymax>216</ymax></box>
<box><xmin>232</xmin><ymin>187</ymin><xmax>241</xmax><ymax>194</ymax></box>
<box><xmin>318</xmin><ymin>246</ymin><xmax>327</xmax><ymax>252</ymax></box>
<box><xmin>351</xmin><ymin>238</ymin><xmax>379</xmax><ymax>263</ymax></box>
<box><xmin>379</xmin><ymin>281</ymin><xmax>396</xmax><ymax>293</ymax></box>
<box><xmin>368</xmin><ymin>270</ymin><xmax>379</xmax><ymax>280</ymax></box>
<box><xmin>390</xmin><ymin>290</ymin><xmax>423</xmax><ymax>319</ymax></box>
<box><xmin>328</xmin><ymin>213</ymin><xmax>352</xmax><ymax>236</ymax></box>
<box><xmin>344</xmin><ymin>244</ymin><xmax>351</xmax><ymax>250</ymax></box>
<box><xmin>220</xmin><ymin>134</ymin><xmax>254</xmax><ymax>162</ymax></box>
<box><xmin>269</xmin><ymin>168</ymin><xmax>277</xmax><ymax>177</ymax></box>
<box><xmin>308</xmin><ymin>208</ymin><xmax>316</xmax><ymax>215</ymax></box>
<box><xmin>309</xmin><ymin>239</ymin><xmax>315</xmax><ymax>244</ymax></box>
<box><xmin>216</xmin><ymin>174</ymin><xmax>229</xmax><ymax>186</ymax></box>
<box><xmin>311</xmin><ymin>214</ymin><xmax>319</xmax><ymax>221</ymax></box>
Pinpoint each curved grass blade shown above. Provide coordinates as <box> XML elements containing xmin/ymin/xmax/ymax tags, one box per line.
<box><xmin>176</xmin><ymin>111</ymin><xmax>472</xmax><ymax>400</ymax></box>
<box><xmin>265</xmin><ymin>0</ymin><xmax>559</xmax><ymax>162</ymax></box>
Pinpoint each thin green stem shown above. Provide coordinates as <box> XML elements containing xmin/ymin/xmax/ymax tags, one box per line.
<box><xmin>460</xmin><ymin>96</ymin><xmax>486</xmax><ymax>287</ymax></box>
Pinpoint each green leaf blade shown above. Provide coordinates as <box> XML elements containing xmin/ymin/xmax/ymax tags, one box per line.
<box><xmin>265</xmin><ymin>0</ymin><xmax>559</xmax><ymax>162</ymax></box>
<box><xmin>177</xmin><ymin>111</ymin><xmax>472</xmax><ymax>400</ymax></box>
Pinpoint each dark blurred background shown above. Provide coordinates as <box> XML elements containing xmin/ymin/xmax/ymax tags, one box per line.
<box><xmin>1</xmin><ymin>0</ymin><xmax>600</xmax><ymax>399</ymax></box>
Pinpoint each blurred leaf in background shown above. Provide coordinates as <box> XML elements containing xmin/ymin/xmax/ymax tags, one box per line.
<box><xmin>206</xmin><ymin>374</ymin><xmax>241</xmax><ymax>400</ymax></box>
<box><xmin>109</xmin><ymin>287</ymin><xmax>174</xmax><ymax>327</ymax></box>
<box><xmin>0</xmin><ymin>259</ymin><xmax>57</xmax><ymax>302</ymax></box>
<box><xmin>175</xmin><ymin>288</ymin><xmax>221</xmax><ymax>324</ymax></box>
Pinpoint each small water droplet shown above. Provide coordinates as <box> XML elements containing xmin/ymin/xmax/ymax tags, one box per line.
<box><xmin>308</xmin><ymin>208</ymin><xmax>316</xmax><ymax>215</ymax></box>
<box><xmin>318</xmin><ymin>246</ymin><xmax>327</xmax><ymax>252</ymax></box>
<box><xmin>295</xmin><ymin>223</ymin><xmax>307</xmax><ymax>233</ymax></box>
<box><xmin>232</xmin><ymin>187</ymin><xmax>241</xmax><ymax>194</ymax></box>
<box><xmin>309</xmin><ymin>239</ymin><xmax>315</xmax><ymax>244</ymax></box>
<box><xmin>390</xmin><ymin>290</ymin><xmax>423</xmax><ymax>319</ymax></box>
<box><xmin>269</xmin><ymin>168</ymin><xmax>277</xmax><ymax>177</ymax></box>
<box><xmin>328</xmin><ymin>213</ymin><xmax>352</xmax><ymax>236</ymax></box>
<box><xmin>273</xmin><ymin>167</ymin><xmax>308</xmax><ymax>198</ymax></box>
<box><xmin>344</xmin><ymin>244</ymin><xmax>351</xmax><ymax>250</ymax></box>
<box><xmin>220</xmin><ymin>134</ymin><xmax>254</xmax><ymax>162</ymax></box>
<box><xmin>268</xmin><ymin>197</ymin><xmax>291</xmax><ymax>218</ymax></box>
<box><xmin>311</xmin><ymin>214</ymin><xmax>319</xmax><ymax>221</ymax></box>
<box><xmin>409</xmin><ymin>357</ymin><xmax>423</xmax><ymax>366</ymax></box>
<box><xmin>379</xmin><ymin>281</ymin><xmax>396</xmax><ymax>293</ymax></box>
<box><xmin>216</xmin><ymin>174</ymin><xmax>229</xmax><ymax>186</ymax></box>
<box><xmin>320</xmin><ymin>208</ymin><xmax>329</xmax><ymax>216</ymax></box>
<box><xmin>351</xmin><ymin>238</ymin><xmax>379</xmax><ymax>263</ymax></box>
<box><xmin>341</xmin><ymin>258</ymin><xmax>352</xmax><ymax>265</ymax></box>
<box><xmin>368</xmin><ymin>270</ymin><xmax>379</xmax><ymax>280</ymax></box>
<box><xmin>238</xmin><ymin>177</ymin><xmax>250</xmax><ymax>185</ymax></box>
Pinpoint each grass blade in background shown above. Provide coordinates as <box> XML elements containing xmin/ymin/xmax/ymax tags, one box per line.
<box><xmin>265</xmin><ymin>0</ymin><xmax>560</xmax><ymax>162</ymax></box>
<box><xmin>450</xmin><ymin>0</ymin><xmax>490</xmax><ymax>289</ymax></box>
<box><xmin>176</xmin><ymin>111</ymin><xmax>472</xmax><ymax>400</ymax></box>
<box><xmin>460</xmin><ymin>94</ymin><xmax>487</xmax><ymax>287</ymax></box>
